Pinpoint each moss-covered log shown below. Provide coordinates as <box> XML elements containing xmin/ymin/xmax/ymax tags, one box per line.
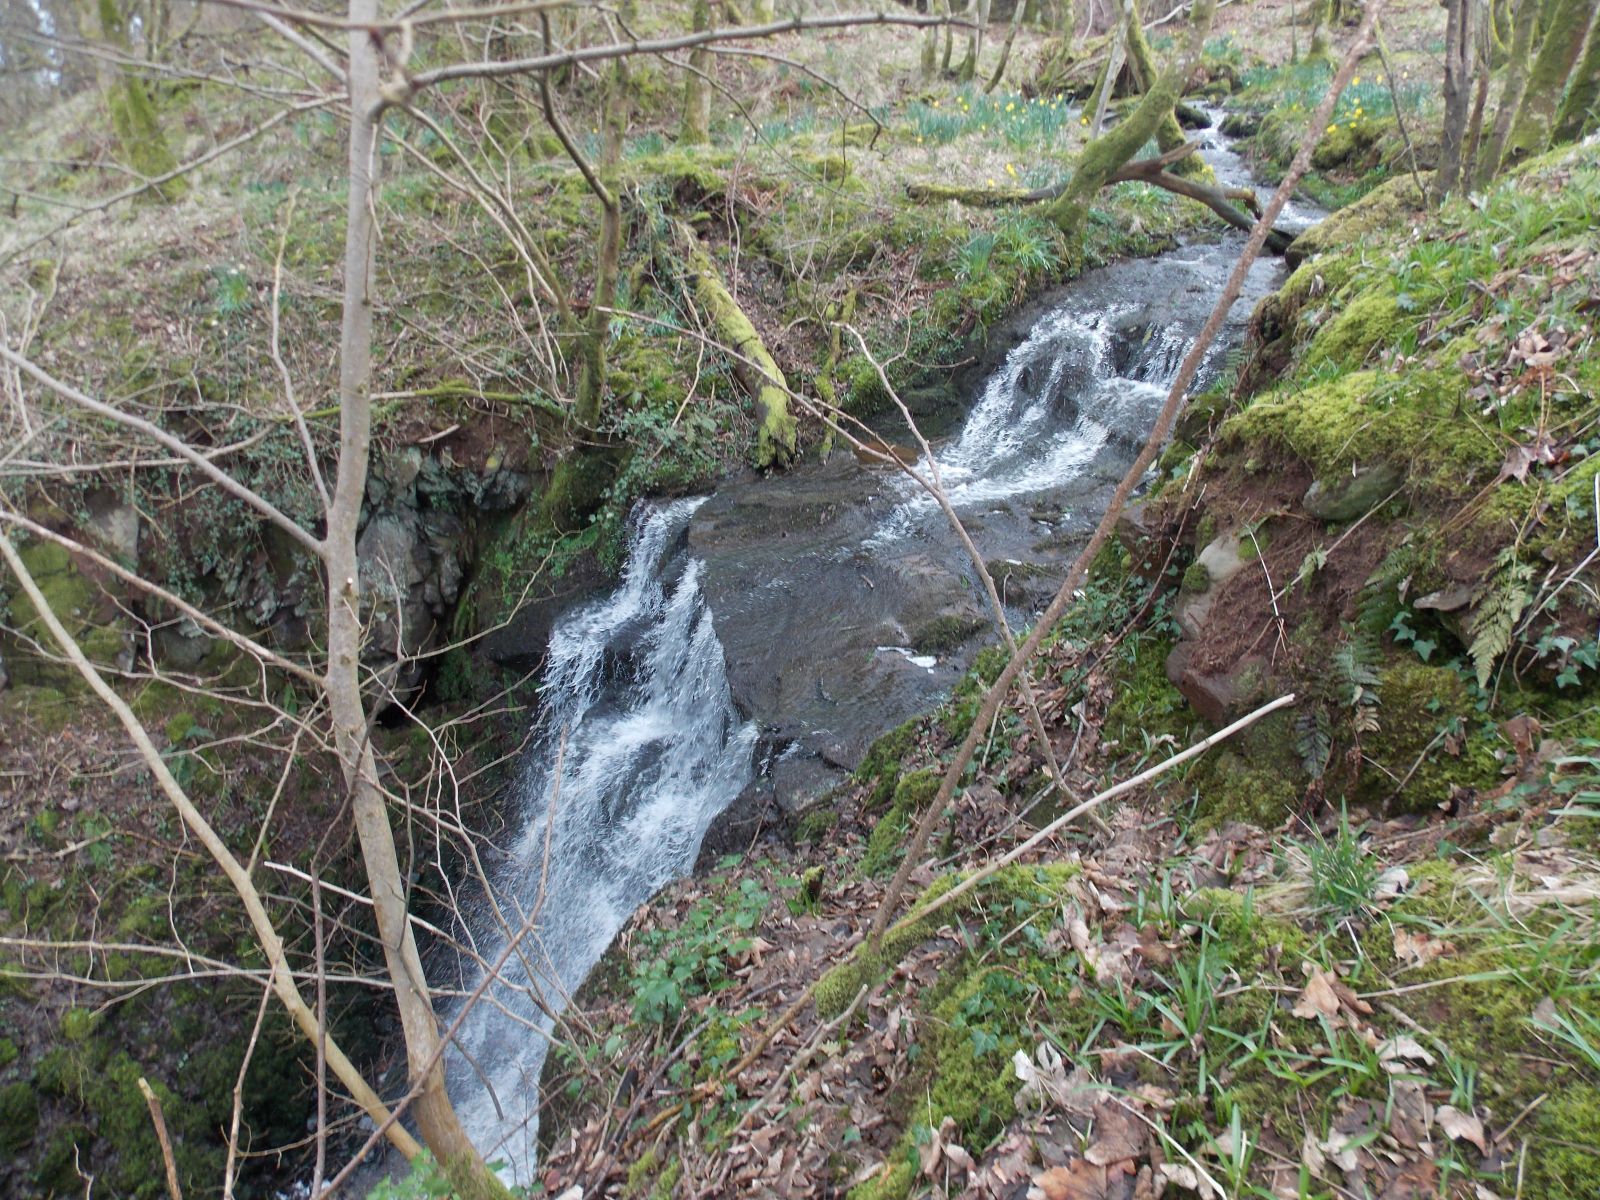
<box><xmin>683</xmin><ymin>240</ymin><xmax>798</xmax><ymax>468</ymax></box>
<box><xmin>1502</xmin><ymin>0</ymin><xmax>1595</xmax><ymax>164</ymax></box>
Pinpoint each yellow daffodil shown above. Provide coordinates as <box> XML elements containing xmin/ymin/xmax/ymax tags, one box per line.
<box><xmin>1005</xmin><ymin>101</ymin><xmax>1016</xmax><ymax>112</ymax></box>
<box><xmin>1326</xmin><ymin>124</ymin><xmax>1337</xmax><ymax>133</ymax></box>
<box><xmin>987</xmin><ymin>177</ymin><xmax>996</xmax><ymax>187</ymax></box>
<box><xmin>1005</xmin><ymin>162</ymin><xmax>1018</xmax><ymax>176</ymax></box>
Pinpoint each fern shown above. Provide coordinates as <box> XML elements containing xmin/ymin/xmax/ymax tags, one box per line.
<box><xmin>1355</xmin><ymin>543</ymin><xmax>1416</xmax><ymax>638</ymax></box>
<box><xmin>1332</xmin><ymin>628</ymin><xmax>1382</xmax><ymax>733</ymax></box>
<box><xmin>1467</xmin><ymin>548</ymin><xmax>1534</xmax><ymax>688</ymax></box>
<box><xmin>1295</xmin><ymin>706</ymin><xmax>1333</xmax><ymax>780</ymax></box>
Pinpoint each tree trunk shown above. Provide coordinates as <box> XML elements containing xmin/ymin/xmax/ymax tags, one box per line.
<box><xmin>1309</xmin><ymin>0</ymin><xmax>1337</xmax><ymax>59</ymax></box>
<box><xmin>1124</xmin><ymin>0</ymin><xmax>1215</xmax><ymax>179</ymax></box>
<box><xmin>1551</xmin><ymin>3</ymin><xmax>1600</xmax><ymax>138</ymax></box>
<box><xmin>1501</xmin><ymin>0</ymin><xmax>1594</xmax><ymax>164</ymax></box>
<box><xmin>680</xmin><ymin>0</ymin><xmax>712</xmax><ymax>144</ymax></box>
<box><xmin>922</xmin><ymin>0</ymin><xmax>944</xmax><ymax>77</ymax></box>
<box><xmin>95</xmin><ymin>0</ymin><xmax>184</xmax><ymax>200</ymax></box>
<box><xmin>1085</xmin><ymin>14</ymin><xmax>1126</xmax><ymax>136</ymax></box>
<box><xmin>1438</xmin><ymin>0</ymin><xmax>1477</xmax><ymax>197</ymax></box>
<box><xmin>1477</xmin><ymin>0</ymin><xmax>1541</xmax><ymax>184</ymax></box>
<box><xmin>985</xmin><ymin>0</ymin><xmax>1026</xmax><ymax>90</ymax></box>
<box><xmin>577</xmin><ymin>65</ymin><xmax>625</xmax><ymax>428</ymax></box>
<box><xmin>1461</xmin><ymin>4</ymin><xmax>1495</xmax><ymax>180</ymax></box>
<box><xmin>1045</xmin><ymin>0</ymin><xmax>1216</xmax><ymax>248</ymax></box>
<box><xmin>329</xmin><ymin>3</ymin><xmax>508</xmax><ymax>1194</ymax></box>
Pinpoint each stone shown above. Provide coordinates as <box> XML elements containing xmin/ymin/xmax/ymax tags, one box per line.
<box><xmin>771</xmin><ymin>750</ymin><xmax>848</xmax><ymax>816</ymax></box>
<box><xmin>84</xmin><ymin>490</ymin><xmax>140</xmax><ymax>563</ymax></box>
<box><xmin>1302</xmin><ymin>463</ymin><xmax>1405</xmax><ymax>522</ymax></box>
<box><xmin>1165</xmin><ymin>642</ymin><xmax>1270</xmax><ymax>726</ymax></box>
<box><xmin>1174</xmin><ymin>530</ymin><xmax>1249</xmax><ymax>639</ymax></box>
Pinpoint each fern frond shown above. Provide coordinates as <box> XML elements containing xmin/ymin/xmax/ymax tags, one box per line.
<box><xmin>1468</xmin><ymin>549</ymin><xmax>1534</xmax><ymax>688</ymax></box>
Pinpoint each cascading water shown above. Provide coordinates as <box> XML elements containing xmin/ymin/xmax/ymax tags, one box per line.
<box><xmin>441</xmin><ymin>113</ymin><xmax>1323</xmax><ymax>1184</ymax></box>
<box><xmin>447</xmin><ymin>498</ymin><xmax>756</xmax><ymax>1184</ymax></box>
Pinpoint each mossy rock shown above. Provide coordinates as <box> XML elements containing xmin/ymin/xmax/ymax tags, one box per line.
<box><xmin>1191</xmin><ymin>748</ymin><xmax>1301</xmax><ymax>829</ymax></box>
<box><xmin>1286</xmin><ymin>171</ymin><xmax>1432</xmax><ymax>266</ymax></box>
<box><xmin>1305</xmin><ymin>287</ymin><xmax>1401</xmax><ymax>369</ymax></box>
<box><xmin>1359</xmin><ymin>663</ymin><xmax>1501</xmax><ymax>812</ymax></box>
<box><xmin>909</xmin><ymin>614</ymin><xmax>985</xmax><ymax>656</ymax></box>
<box><xmin>861</xmin><ymin>768</ymin><xmax>941</xmax><ymax>876</ymax></box>
<box><xmin>3</xmin><ymin>539</ymin><xmax>128</xmax><ymax>689</ymax></box>
<box><xmin>855</xmin><ymin>719</ymin><xmax>919</xmax><ymax>811</ymax></box>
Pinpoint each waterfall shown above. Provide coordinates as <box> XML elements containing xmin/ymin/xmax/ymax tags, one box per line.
<box><xmin>447</xmin><ymin>498</ymin><xmax>756</xmax><ymax>1184</ymax></box>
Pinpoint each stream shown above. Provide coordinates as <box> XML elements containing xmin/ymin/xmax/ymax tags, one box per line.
<box><xmin>445</xmin><ymin>122</ymin><xmax>1320</xmax><ymax>1184</ymax></box>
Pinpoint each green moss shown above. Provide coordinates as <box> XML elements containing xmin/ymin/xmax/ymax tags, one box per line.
<box><xmin>1191</xmin><ymin>749</ymin><xmax>1302</xmax><ymax>828</ymax></box>
<box><xmin>0</xmin><ymin>1036</ymin><xmax>17</xmax><ymax>1069</ymax></box>
<box><xmin>855</xmin><ymin>719</ymin><xmax>919</xmax><ymax>811</ymax></box>
<box><xmin>1224</xmin><ymin>367</ymin><xmax>1500</xmax><ymax>496</ymax></box>
<box><xmin>795</xmin><ymin>809</ymin><xmax>838</xmax><ymax>843</ymax></box>
<box><xmin>1360</xmin><ymin>663</ymin><xmax>1501</xmax><ymax>812</ymax></box>
<box><xmin>1101</xmin><ymin>637</ymin><xmax>1192</xmax><ymax>751</ymax></box>
<box><xmin>862</xmin><ymin>769</ymin><xmax>941</xmax><ymax>876</ymax></box>
<box><xmin>1288</xmin><ymin>171</ymin><xmax>1431</xmax><ymax>263</ymax></box>
<box><xmin>1305</xmin><ymin>288</ymin><xmax>1401</xmax><ymax>369</ymax></box>
<box><xmin>1181</xmin><ymin>560</ymin><xmax>1211</xmax><ymax>594</ymax></box>
<box><xmin>0</xmin><ymin>1080</ymin><xmax>38</xmax><ymax>1154</ymax></box>
<box><xmin>1526</xmin><ymin>1085</ymin><xmax>1600</xmax><ymax>1197</ymax></box>
<box><xmin>815</xmin><ymin>864</ymin><xmax>1080</xmax><ymax>1019</ymax></box>
<box><xmin>909</xmin><ymin>614</ymin><xmax>985</xmax><ymax>656</ymax></box>
<box><xmin>60</xmin><ymin>1008</ymin><xmax>99</xmax><ymax>1043</ymax></box>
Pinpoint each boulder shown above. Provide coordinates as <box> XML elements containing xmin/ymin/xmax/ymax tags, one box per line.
<box><xmin>1302</xmin><ymin>463</ymin><xmax>1406</xmax><ymax>522</ymax></box>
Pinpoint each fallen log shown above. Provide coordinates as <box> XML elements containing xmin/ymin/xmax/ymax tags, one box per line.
<box><xmin>682</xmin><ymin>236</ymin><xmax>798</xmax><ymax>468</ymax></box>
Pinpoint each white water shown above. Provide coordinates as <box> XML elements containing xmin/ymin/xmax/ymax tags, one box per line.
<box><xmin>447</xmin><ymin>499</ymin><xmax>756</xmax><ymax>1184</ymax></box>
<box><xmin>872</xmin><ymin>297</ymin><xmax>1204</xmax><ymax>544</ymax></box>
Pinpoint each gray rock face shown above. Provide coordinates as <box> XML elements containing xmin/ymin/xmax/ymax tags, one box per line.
<box><xmin>689</xmin><ymin>456</ymin><xmax>988</xmax><ymax>771</ymax></box>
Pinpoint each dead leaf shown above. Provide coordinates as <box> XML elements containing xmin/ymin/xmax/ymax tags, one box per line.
<box><xmin>1291</xmin><ymin>967</ymin><xmax>1343</xmax><ymax>1021</ymax></box>
<box><xmin>1437</xmin><ymin>1104</ymin><xmax>1489</xmax><ymax>1154</ymax></box>
<box><xmin>1393</xmin><ymin>928</ymin><xmax>1455</xmax><ymax>967</ymax></box>
<box><xmin>1377</xmin><ymin>1034</ymin><xmax>1437</xmax><ymax>1071</ymax></box>
<box><xmin>1028</xmin><ymin>1159</ymin><xmax>1130</xmax><ymax>1200</ymax></box>
<box><xmin>1388</xmin><ymin>1078</ymin><xmax>1434</xmax><ymax>1153</ymax></box>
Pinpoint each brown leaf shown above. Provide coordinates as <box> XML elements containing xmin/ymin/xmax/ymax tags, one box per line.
<box><xmin>1029</xmin><ymin>1159</ymin><xmax>1130</xmax><ymax>1200</ymax></box>
<box><xmin>1437</xmin><ymin>1104</ymin><xmax>1489</xmax><ymax>1154</ymax></box>
<box><xmin>1082</xmin><ymin>1104</ymin><xmax>1143</xmax><ymax>1168</ymax></box>
<box><xmin>1291</xmin><ymin>967</ymin><xmax>1343</xmax><ymax>1022</ymax></box>
<box><xmin>1393</xmin><ymin>927</ymin><xmax>1455</xmax><ymax>967</ymax></box>
<box><xmin>1388</xmin><ymin>1078</ymin><xmax>1434</xmax><ymax>1153</ymax></box>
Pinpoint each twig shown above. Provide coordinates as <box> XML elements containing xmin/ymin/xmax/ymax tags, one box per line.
<box><xmin>136</xmin><ymin>1077</ymin><xmax>185</xmax><ymax>1200</ymax></box>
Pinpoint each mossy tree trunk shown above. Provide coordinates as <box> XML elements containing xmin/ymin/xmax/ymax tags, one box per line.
<box><xmin>1551</xmin><ymin>3</ymin><xmax>1600</xmax><ymax>137</ymax></box>
<box><xmin>1501</xmin><ymin>0</ymin><xmax>1595</xmax><ymax>164</ymax></box>
<box><xmin>682</xmin><ymin>237</ymin><xmax>797</xmax><ymax>468</ymax></box>
<box><xmin>922</xmin><ymin>0</ymin><xmax>945</xmax><ymax>77</ymax></box>
<box><xmin>541</xmin><ymin>16</ymin><xmax>623</xmax><ymax>430</ymax></box>
<box><xmin>957</xmin><ymin>0</ymin><xmax>990</xmax><ymax>82</ymax></box>
<box><xmin>95</xmin><ymin>0</ymin><xmax>184</xmax><ymax>201</ymax></box>
<box><xmin>1477</xmin><ymin>0</ymin><xmax>1541</xmax><ymax>183</ymax></box>
<box><xmin>680</xmin><ymin>0</ymin><xmax>712</xmax><ymax>144</ymax></box>
<box><xmin>1124</xmin><ymin>0</ymin><xmax>1214</xmax><ymax>179</ymax></box>
<box><xmin>1308</xmin><ymin>0</ymin><xmax>1338</xmax><ymax>59</ymax></box>
<box><xmin>1044</xmin><ymin>0</ymin><xmax>1216</xmax><ymax>249</ymax></box>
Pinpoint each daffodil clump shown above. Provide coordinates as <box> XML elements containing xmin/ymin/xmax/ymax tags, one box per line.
<box><xmin>906</xmin><ymin>88</ymin><xmax>1077</xmax><ymax>150</ymax></box>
